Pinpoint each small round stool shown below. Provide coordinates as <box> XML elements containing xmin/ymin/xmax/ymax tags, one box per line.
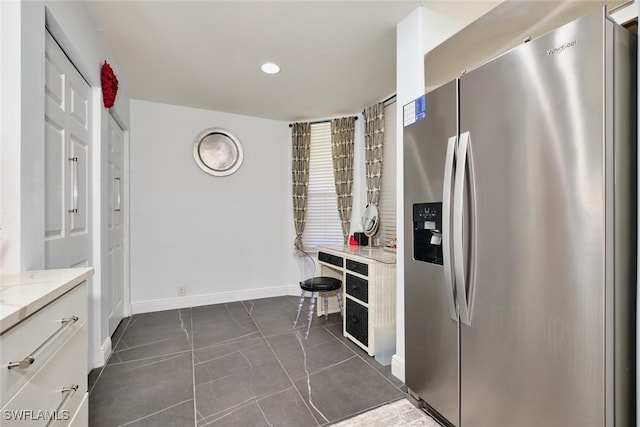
<box><xmin>293</xmin><ymin>277</ymin><xmax>343</xmax><ymax>339</ymax></box>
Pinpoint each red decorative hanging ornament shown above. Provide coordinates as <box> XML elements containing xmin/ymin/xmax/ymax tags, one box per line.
<box><xmin>101</xmin><ymin>61</ymin><xmax>119</xmax><ymax>108</ymax></box>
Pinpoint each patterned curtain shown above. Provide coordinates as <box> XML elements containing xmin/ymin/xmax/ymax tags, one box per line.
<box><xmin>291</xmin><ymin>122</ymin><xmax>311</xmax><ymax>250</ymax></box>
<box><xmin>363</xmin><ymin>102</ymin><xmax>384</xmax><ymax>206</ymax></box>
<box><xmin>330</xmin><ymin>117</ymin><xmax>355</xmax><ymax>242</ymax></box>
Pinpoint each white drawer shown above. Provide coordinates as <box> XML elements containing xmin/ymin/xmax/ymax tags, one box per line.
<box><xmin>0</xmin><ymin>283</ymin><xmax>87</xmax><ymax>407</ymax></box>
<box><xmin>68</xmin><ymin>392</ymin><xmax>88</xmax><ymax>427</ymax></box>
<box><xmin>1</xmin><ymin>321</ymin><xmax>87</xmax><ymax>426</ymax></box>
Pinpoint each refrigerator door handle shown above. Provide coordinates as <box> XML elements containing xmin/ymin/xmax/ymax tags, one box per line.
<box><xmin>442</xmin><ymin>135</ymin><xmax>458</xmax><ymax>321</ymax></box>
<box><xmin>453</xmin><ymin>131</ymin><xmax>476</xmax><ymax>326</ymax></box>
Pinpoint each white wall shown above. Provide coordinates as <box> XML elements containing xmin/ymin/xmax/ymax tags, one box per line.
<box><xmin>0</xmin><ymin>0</ymin><xmax>45</xmax><ymax>272</ymax></box>
<box><xmin>0</xmin><ymin>0</ymin><xmax>131</xmax><ymax>368</ymax></box>
<box><xmin>130</xmin><ymin>100</ymin><xmax>296</xmax><ymax>312</ymax></box>
<box><xmin>392</xmin><ymin>6</ymin><xmax>467</xmax><ymax>383</ymax></box>
<box><xmin>129</xmin><ymin>100</ymin><xmax>368</xmax><ymax>313</ymax></box>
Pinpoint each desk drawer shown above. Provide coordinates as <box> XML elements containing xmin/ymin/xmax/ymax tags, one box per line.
<box><xmin>346</xmin><ymin>273</ymin><xmax>368</xmax><ymax>303</ymax></box>
<box><xmin>346</xmin><ymin>299</ymin><xmax>368</xmax><ymax>347</ymax></box>
<box><xmin>346</xmin><ymin>259</ymin><xmax>368</xmax><ymax>276</ymax></box>
<box><xmin>0</xmin><ymin>283</ymin><xmax>87</xmax><ymax>407</ymax></box>
<box><xmin>318</xmin><ymin>252</ymin><xmax>343</xmax><ymax>268</ymax></box>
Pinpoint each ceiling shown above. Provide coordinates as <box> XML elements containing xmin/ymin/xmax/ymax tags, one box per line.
<box><xmin>87</xmin><ymin>1</ymin><xmax>499</xmax><ymax>122</ymax></box>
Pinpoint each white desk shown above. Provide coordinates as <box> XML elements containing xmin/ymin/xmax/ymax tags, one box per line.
<box><xmin>317</xmin><ymin>245</ymin><xmax>396</xmax><ymax>356</ymax></box>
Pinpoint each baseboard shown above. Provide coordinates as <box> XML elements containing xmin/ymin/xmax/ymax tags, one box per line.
<box><xmin>92</xmin><ymin>336</ymin><xmax>112</xmax><ymax>369</ymax></box>
<box><xmin>131</xmin><ymin>285</ymin><xmax>301</xmax><ymax>314</ymax></box>
<box><xmin>391</xmin><ymin>354</ymin><xmax>405</xmax><ymax>383</ymax></box>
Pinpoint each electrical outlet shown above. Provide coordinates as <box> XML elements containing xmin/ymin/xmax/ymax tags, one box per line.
<box><xmin>178</xmin><ymin>285</ymin><xmax>186</xmax><ymax>296</ymax></box>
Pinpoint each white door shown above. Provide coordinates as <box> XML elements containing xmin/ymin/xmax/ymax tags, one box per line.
<box><xmin>108</xmin><ymin>114</ymin><xmax>125</xmax><ymax>335</ymax></box>
<box><xmin>44</xmin><ymin>31</ymin><xmax>92</xmax><ymax>269</ymax></box>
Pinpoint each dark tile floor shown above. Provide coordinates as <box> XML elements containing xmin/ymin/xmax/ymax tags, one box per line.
<box><xmin>88</xmin><ymin>296</ymin><xmax>406</xmax><ymax>426</ymax></box>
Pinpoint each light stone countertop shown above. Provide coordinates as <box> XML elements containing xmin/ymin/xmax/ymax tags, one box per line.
<box><xmin>0</xmin><ymin>267</ymin><xmax>94</xmax><ymax>334</ymax></box>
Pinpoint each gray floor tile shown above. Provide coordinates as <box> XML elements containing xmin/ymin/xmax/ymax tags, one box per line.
<box><xmin>110</xmin><ymin>334</ymin><xmax>193</xmax><ymax>363</ymax></box>
<box><xmin>267</xmin><ymin>328</ymin><xmax>357</xmax><ymax>382</ymax></box>
<box><xmin>252</xmin><ymin>307</ymin><xmax>308</xmax><ymax>337</ymax></box>
<box><xmin>88</xmin><ymin>367</ymin><xmax>102</xmax><ymax>394</ymax></box>
<box><xmin>257</xmin><ymin>387</ymin><xmax>319</xmax><ymax>427</ymax></box>
<box><xmin>125</xmin><ymin>399</ymin><xmax>195</xmax><ymax>426</ymax></box>
<box><xmin>323</xmin><ymin>322</ymin><xmax>365</xmax><ymax>353</ymax></box>
<box><xmin>192</xmin><ymin>302</ymin><xmax>260</xmax><ymax>349</ymax></box>
<box><xmin>111</xmin><ymin>316</ymin><xmax>131</xmax><ymax>344</ymax></box>
<box><xmin>111</xmin><ymin>308</ymin><xmax>192</xmax><ymax>362</ymax></box>
<box><xmin>90</xmin><ymin>295</ymin><xmax>408</xmax><ymax>427</ymax></box>
<box><xmin>198</xmin><ymin>386</ymin><xmax>320</xmax><ymax>427</ymax></box>
<box><xmin>283</xmin><ymin>295</ymin><xmax>303</xmax><ymax>306</ymax></box>
<box><xmin>193</xmin><ymin>336</ymin><xmax>266</xmax><ymax>365</ymax></box>
<box><xmin>198</xmin><ymin>401</ymin><xmax>269</xmax><ymax>427</ymax></box>
<box><xmin>243</xmin><ymin>296</ymin><xmax>296</xmax><ymax>313</ymax></box>
<box><xmin>293</xmin><ymin>355</ymin><xmax>404</xmax><ymax>423</ymax></box>
<box><xmin>194</xmin><ymin>339</ymin><xmax>292</xmax><ymax>422</ymax></box>
<box><xmin>324</xmin><ymin>323</ymin><xmax>404</xmax><ymax>388</ymax></box>
<box><xmin>89</xmin><ymin>352</ymin><xmax>194</xmax><ymax>427</ymax></box>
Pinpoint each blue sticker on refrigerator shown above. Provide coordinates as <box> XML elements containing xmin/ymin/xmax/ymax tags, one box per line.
<box><xmin>403</xmin><ymin>94</ymin><xmax>426</xmax><ymax>127</ymax></box>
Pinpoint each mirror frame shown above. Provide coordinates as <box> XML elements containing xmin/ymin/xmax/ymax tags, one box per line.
<box><xmin>192</xmin><ymin>127</ymin><xmax>244</xmax><ymax>176</ymax></box>
<box><xmin>362</xmin><ymin>203</ymin><xmax>379</xmax><ymax>237</ymax></box>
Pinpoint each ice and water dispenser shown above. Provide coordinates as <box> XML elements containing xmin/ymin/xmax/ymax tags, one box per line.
<box><xmin>413</xmin><ymin>203</ymin><xmax>443</xmax><ymax>265</ymax></box>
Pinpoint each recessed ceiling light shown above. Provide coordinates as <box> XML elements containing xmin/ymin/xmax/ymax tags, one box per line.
<box><xmin>261</xmin><ymin>62</ymin><xmax>280</xmax><ymax>74</ymax></box>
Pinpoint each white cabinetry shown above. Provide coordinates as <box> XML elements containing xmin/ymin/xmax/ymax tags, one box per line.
<box><xmin>1</xmin><ymin>269</ymin><xmax>91</xmax><ymax>426</ymax></box>
<box><xmin>44</xmin><ymin>30</ymin><xmax>92</xmax><ymax>270</ymax></box>
<box><xmin>317</xmin><ymin>246</ymin><xmax>396</xmax><ymax>356</ymax></box>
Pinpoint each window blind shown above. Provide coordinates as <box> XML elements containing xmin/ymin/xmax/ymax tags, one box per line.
<box><xmin>302</xmin><ymin>122</ymin><xmax>344</xmax><ymax>251</ymax></box>
<box><xmin>378</xmin><ymin>102</ymin><xmax>397</xmax><ymax>245</ymax></box>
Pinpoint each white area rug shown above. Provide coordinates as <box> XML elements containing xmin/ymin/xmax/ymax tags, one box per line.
<box><xmin>331</xmin><ymin>399</ymin><xmax>441</xmax><ymax>427</ymax></box>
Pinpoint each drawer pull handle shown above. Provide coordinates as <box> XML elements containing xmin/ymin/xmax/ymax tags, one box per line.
<box><xmin>7</xmin><ymin>356</ymin><xmax>35</xmax><ymax>369</ymax></box>
<box><xmin>45</xmin><ymin>384</ymin><xmax>79</xmax><ymax>427</ymax></box>
<box><xmin>68</xmin><ymin>156</ymin><xmax>79</xmax><ymax>214</ymax></box>
<box><xmin>7</xmin><ymin>316</ymin><xmax>79</xmax><ymax>370</ymax></box>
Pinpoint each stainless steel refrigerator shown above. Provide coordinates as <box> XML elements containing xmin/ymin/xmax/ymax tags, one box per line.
<box><xmin>403</xmin><ymin>9</ymin><xmax>636</xmax><ymax>427</ymax></box>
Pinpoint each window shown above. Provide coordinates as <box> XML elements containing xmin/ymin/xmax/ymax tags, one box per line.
<box><xmin>378</xmin><ymin>101</ymin><xmax>397</xmax><ymax>245</ymax></box>
<box><xmin>301</xmin><ymin>105</ymin><xmax>396</xmax><ymax>250</ymax></box>
<box><xmin>302</xmin><ymin>122</ymin><xmax>344</xmax><ymax>250</ymax></box>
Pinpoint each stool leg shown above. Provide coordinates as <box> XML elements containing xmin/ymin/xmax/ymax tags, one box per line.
<box><xmin>293</xmin><ymin>290</ymin><xmax>306</xmax><ymax>327</ymax></box>
<box><xmin>305</xmin><ymin>292</ymin><xmax>317</xmax><ymax>339</ymax></box>
<box><xmin>323</xmin><ymin>291</ymin><xmax>329</xmax><ymax>320</ymax></box>
<box><xmin>336</xmin><ymin>291</ymin><xmax>344</xmax><ymax>318</ymax></box>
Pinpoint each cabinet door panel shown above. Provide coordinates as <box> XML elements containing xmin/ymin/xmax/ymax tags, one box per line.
<box><xmin>44</xmin><ymin>30</ymin><xmax>92</xmax><ymax>269</ymax></box>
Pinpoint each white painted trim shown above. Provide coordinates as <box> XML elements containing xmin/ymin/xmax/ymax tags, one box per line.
<box><xmin>391</xmin><ymin>354</ymin><xmax>405</xmax><ymax>383</ymax></box>
<box><xmin>122</xmin><ymin>125</ymin><xmax>132</xmax><ymax>319</ymax></box>
<box><xmin>93</xmin><ymin>336</ymin><xmax>112</xmax><ymax>370</ymax></box>
<box><xmin>131</xmin><ymin>286</ymin><xmax>300</xmax><ymax>315</ymax></box>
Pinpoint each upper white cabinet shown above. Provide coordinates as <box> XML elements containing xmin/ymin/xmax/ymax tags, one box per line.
<box><xmin>44</xmin><ymin>31</ymin><xmax>92</xmax><ymax>269</ymax></box>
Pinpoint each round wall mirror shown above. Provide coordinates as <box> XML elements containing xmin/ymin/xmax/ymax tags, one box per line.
<box><xmin>193</xmin><ymin>128</ymin><xmax>244</xmax><ymax>176</ymax></box>
<box><xmin>362</xmin><ymin>204</ymin><xmax>379</xmax><ymax>237</ymax></box>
